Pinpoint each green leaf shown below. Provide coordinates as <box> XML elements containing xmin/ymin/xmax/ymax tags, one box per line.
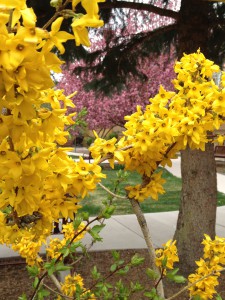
<box><xmin>33</xmin><ymin>277</ymin><xmax>39</xmax><ymax>289</ymax></box>
<box><xmin>161</xmin><ymin>256</ymin><xmax>168</xmax><ymax>268</ymax></box>
<box><xmin>216</xmin><ymin>295</ymin><xmax>223</xmax><ymax>300</ymax></box>
<box><xmin>18</xmin><ymin>293</ymin><xmax>27</xmax><ymax>300</ymax></box>
<box><xmin>146</xmin><ymin>268</ymin><xmax>159</xmax><ymax>280</ymax></box>
<box><xmin>106</xmin><ymin>205</ymin><xmax>115</xmax><ymax>215</ymax></box>
<box><xmin>55</xmin><ymin>262</ymin><xmax>72</xmax><ymax>272</ymax></box>
<box><xmin>130</xmin><ymin>282</ymin><xmax>144</xmax><ymax>292</ymax></box>
<box><xmin>110</xmin><ymin>264</ymin><xmax>117</xmax><ymax>272</ymax></box>
<box><xmin>168</xmin><ymin>268</ymin><xmax>179</xmax><ymax>276</ymax></box>
<box><xmin>166</xmin><ymin>268</ymin><xmax>179</xmax><ymax>281</ymax></box>
<box><xmin>118</xmin><ymin>259</ymin><xmax>125</xmax><ymax>265</ymax></box>
<box><xmin>173</xmin><ymin>275</ymin><xmax>186</xmax><ymax>284</ymax></box>
<box><xmin>44</xmin><ymin>261</ymin><xmax>56</xmax><ymax>276</ymax></box>
<box><xmin>101</xmin><ymin>212</ymin><xmax>111</xmax><ymax>219</ymax></box>
<box><xmin>144</xmin><ymin>288</ymin><xmax>157</xmax><ymax>299</ymax></box>
<box><xmin>37</xmin><ymin>287</ymin><xmax>50</xmax><ymax>300</ymax></box>
<box><xmin>192</xmin><ymin>295</ymin><xmax>202</xmax><ymax>300</ymax></box>
<box><xmin>166</xmin><ymin>268</ymin><xmax>186</xmax><ymax>283</ymax></box>
<box><xmin>89</xmin><ymin>224</ymin><xmax>105</xmax><ymax>241</ymax></box>
<box><xmin>91</xmin><ymin>266</ymin><xmax>101</xmax><ymax>280</ymax></box>
<box><xmin>143</xmin><ymin>288</ymin><xmax>164</xmax><ymax>300</ymax></box>
<box><xmin>70</xmin><ymin>241</ymin><xmax>82</xmax><ymax>252</ymax></box>
<box><xmin>117</xmin><ymin>265</ymin><xmax>129</xmax><ymax>275</ymax></box>
<box><xmin>81</xmin><ymin>211</ymin><xmax>89</xmax><ymax>221</ymax></box>
<box><xmin>131</xmin><ymin>254</ymin><xmax>145</xmax><ymax>266</ymax></box>
<box><xmin>27</xmin><ymin>265</ymin><xmax>40</xmax><ymax>277</ymax></box>
<box><xmin>73</xmin><ymin>215</ymin><xmax>82</xmax><ymax>231</ymax></box>
<box><xmin>101</xmin><ymin>206</ymin><xmax>115</xmax><ymax>219</ymax></box>
<box><xmin>61</xmin><ymin>247</ymin><xmax>70</xmax><ymax>258</ymax></box>
<box><xmin>111</xmin><ymin>250</ymin><xmax>120</xmax><ymax>261</ymax></box>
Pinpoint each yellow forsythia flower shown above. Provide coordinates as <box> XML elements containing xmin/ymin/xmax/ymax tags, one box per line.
<box><xmin>155</xmin><ymin>239</ymin><xmax>179</xmax><ymax>273</ymax></box>
<box><xmin>188</xmin><ymin>234</ymin><xmax>225</xmax><ymax>299</ymax></box>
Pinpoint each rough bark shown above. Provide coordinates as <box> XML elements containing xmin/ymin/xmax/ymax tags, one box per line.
<box><xmin>174</xmin><ymin>144</ymin><xmax>217</xmax><ymax>273</ymax></box>
<box><xmin>174</xmin><ymin>0</ymin><xmax>218</xmax><ymax>273</ymax></box>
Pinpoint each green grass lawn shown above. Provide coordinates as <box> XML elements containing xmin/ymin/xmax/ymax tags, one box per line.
<box><xmin>79</xmin><ymin>165</ymin><xmax>225</xmax><ymax>216</ymax></box>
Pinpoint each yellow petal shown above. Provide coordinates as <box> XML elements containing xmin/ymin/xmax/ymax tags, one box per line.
<box><xmin>51</xmin><ymin>17</ymin><xmax>63</xmax><ymax>34</ymax></box>
<box><xmin>21</xmin><ymin>7</ymin><xmax>36</xmax><ymax>27</ymax></box>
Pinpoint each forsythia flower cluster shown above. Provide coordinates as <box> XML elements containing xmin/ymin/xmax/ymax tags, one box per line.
<box><xmin>90</xmin><ymin>50</ymin><xmax>225</xmax><ymax>202</ymax></box>
<box><xmin>0</xmin><ymin>0</ymin><xmax>105</xmax><ymax>255</ymax></box>
<box><xmin>46</xmin><ymin>222</ymin><xmax>86</xmax><ymax>260</ymax></box>
<box><xmin>57</xmin><ymin>274</ymin><xmax>95</xmax><ymax>299</ymax></box>
<box><xmin>188</xmin><ymin>234</ymin><xmax>225</xmax><ymax>300</ymax></box>
<box><xmin>60</xmin><ymin>274</ymin><xmax>84</xmax><ymax>298</ymax></box>
<box><xmin>155</xmin><ymin>239</ymin><xmax>179</xmax><ymax>274</ymax></box>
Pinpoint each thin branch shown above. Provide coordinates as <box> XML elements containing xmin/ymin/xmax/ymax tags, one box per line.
<box><xmin>7</xmin><ymin>10</ymin><xmax>14</xmax><ymax>33</ymax></box>
<box><xmin>43</xmin><ymin>283</ymin><xmax>73</xmax><ymax>300</ymax></box>
<box><xmin>155</xmin><ymin>267</ymin><xmax>165</xmax><ymax>290</ymax></box>
<box><xmin>42</xmin><ymin>11</ymin><xmax>61</xmax><ymax>30</ymax></box>
<box><xmin>98</xmin><ymin>182</ymin><xmax>127</xmax><ymax>199</ymax></box>
<box><xmin>129</xmin><ymin>198</ymin><xmax>164</xmax><ymax>298</ymax></box>
<box><xmin>42</xmin><ymin>0</ymin><xmax>71</xmax><ymax>30</ymax></box>
<box><xmin>49</xmin><ymin>274</ymin><xmax>64</xmax><ymax>295</ymax></box>
<box><xmin>99</xmin><ymin>1</ymin><xmax>179</xmax><ymax>20</ymax></box>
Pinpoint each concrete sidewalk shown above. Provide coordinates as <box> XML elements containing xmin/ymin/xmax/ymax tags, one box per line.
<box><xmin>0</xmin><ymin>157</ymin><xmax>225</xmax><ymax>258</ymax></box>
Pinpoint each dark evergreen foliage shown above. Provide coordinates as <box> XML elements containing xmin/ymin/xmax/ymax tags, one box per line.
<box><xmin>28</xmin><ymin>0</ymin><xmax>225</xmax><ymax>94</ymax></box>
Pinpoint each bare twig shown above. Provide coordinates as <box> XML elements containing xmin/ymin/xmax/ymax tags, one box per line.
<box><xmin>98</xmin><ymin>182</ymin><xmax>127</xmax><ymax>199</ymax></box>
<box><xmin>43</xmin><ymin>283</ymin><xmax>73</xmax><ymax>300</ymax></box>
<box><xmin>49</xmin><ymin>274</ymin><xmax>63</xmax><ymax>295</ymax></box>
<box><xmin>42</xmin><ymin>0</ymin><xmax>71</xmax><ymax>30</ymax></box>
<box><xmin>7</xmin><ymin>10</ymin><xmax>14</xmax><ymax>33</ymax></box>
<box><xmin>129</xmin><ymin>198</ymin><xmax>164</xmax><ymax>298</ymax></box>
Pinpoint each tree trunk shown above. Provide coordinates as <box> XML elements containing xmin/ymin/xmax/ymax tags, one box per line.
<box><xmin>174</xmin><ymin>144</ymin><xmax>217</xmax><ymax>273</ymax></box>
<box><xmin>174</xmin><ymin>0</ymin><xmax>217</xmax><ymax>273</ymax></box>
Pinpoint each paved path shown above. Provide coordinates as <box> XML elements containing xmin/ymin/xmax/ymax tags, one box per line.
<box><xmin>1</xmin><ymin>157</ymin><xmax>225</xmax><ymax>258</ymax></box>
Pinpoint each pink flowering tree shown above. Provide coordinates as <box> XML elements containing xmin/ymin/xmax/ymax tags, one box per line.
<box><xmin>57</xmin><ymin>51</ymin><xmax>175</xmax><ymax>143</ymax></box>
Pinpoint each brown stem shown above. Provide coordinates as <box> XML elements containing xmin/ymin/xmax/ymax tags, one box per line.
<box><xmin>7</xmin><ymin>10</ymin><xmax>14</xmax><ymax>33</ymax></box>
<box><xmin>155</xmin><ymin>267</ymin><xmax>165</xmax><ymax>290</ymax></box>
<box><xmin>129</xmin><ymin>198</ymin><xmax>164</xmax><ymax>298</ymax></box>
<box><xmin>42</xmin><ymin>12</ymin><xmax>61</xmax><ymax>30</ymax></box>
<box><xmin>42</xmin><ymin>0</ymin><xmax>71</xmax><ymax>30</ymax></box>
